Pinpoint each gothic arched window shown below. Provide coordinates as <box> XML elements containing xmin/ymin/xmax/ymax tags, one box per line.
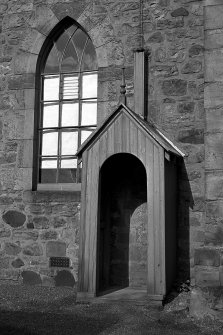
<box><xmin>35</xmin><ymin>21</ymin><xmax>98</xmax><ymax>187</ymax></box>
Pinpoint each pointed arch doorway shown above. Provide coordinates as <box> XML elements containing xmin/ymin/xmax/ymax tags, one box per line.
<box><xmin>97</xmin><ymin>153</ymin><xmax>147</xmax><ymax>295</ymax></box>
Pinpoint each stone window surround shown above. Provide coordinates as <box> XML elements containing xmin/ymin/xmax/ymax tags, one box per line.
<box><xmin>32</xmin><ymin>17</ymin><xmax>98</xmax><ymax>191</ymax></box>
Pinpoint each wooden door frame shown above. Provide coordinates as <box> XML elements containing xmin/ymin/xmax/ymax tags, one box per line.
<box><xmin>77</xmin><ymin>144</ymin><xmax>166</xmax><ymax>302</ymax></box>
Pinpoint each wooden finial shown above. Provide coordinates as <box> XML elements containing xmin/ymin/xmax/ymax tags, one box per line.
<box><xmin>120</xmin><ymin>67</ymin><xmax>126</xmax><ymax>105</ymax></box>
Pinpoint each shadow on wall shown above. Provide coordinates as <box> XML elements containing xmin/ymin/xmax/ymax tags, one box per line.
<box><xmin>177</xmin><ymin>157</ymin><xmax>194</xmax><ymax>288</ymax></box>
<box><xmin>97</xmin><ymin>153</ymin><xmax>147</xmax><ymax>294</ymax></box>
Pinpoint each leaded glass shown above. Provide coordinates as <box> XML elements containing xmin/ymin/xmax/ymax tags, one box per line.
<box><xmin>38</xmin><ymin>22</ymin><xmax>98</xmax><ymax>184</ymax></box>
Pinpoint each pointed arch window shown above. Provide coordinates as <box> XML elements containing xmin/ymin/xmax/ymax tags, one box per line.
<box><xmin>36</xmin><ymin>22</ymin><xmax>97</xmax><ymax>186</ymax></box>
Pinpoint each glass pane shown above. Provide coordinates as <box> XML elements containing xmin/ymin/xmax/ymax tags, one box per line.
<box><xmin>58</xmin><ymin>168</ymin><xmax>77</xmax><ymax>183</ymax></box>
<box><xmin>55</xmin><ymin>31</ymin><xmax>70</xmax><ymax>63</ymax></box>
<box><xmin>61</xmin><ymin>39</ymin><xmax>79</xmax><ymax>72</ymax></box>
<box><xmin>81</xmin><ymin>130</ymin><xmax>93</xmax><ymax>144</ymax></box>
<box><xmin>62</xmin><ymin>75</ymin><xmax>79</xmax><ymax>99</ymax></box>
<box><xmin>72</xmin><ymin>29</ymin><xmax>88</xmax><ymax>62</ymax></box>
<box><xmin>61</xmin><ymin>158</ymin><xmax>77</xmax><ymax>168</ymax></box>
<box><xmin>82</xmin><ymin>73</ymin><xmax>97</xmax><ymax>99</ymax></box>
<box><xmin>43</xmin><ymin>75</ymin><xmax>59</xmax><ymax>101</ymax></box>
<box><xmin>42</xmin><ymin>131</ymin><xmax>58</xmax><ymax>156</ymax></box>
<box><xmin>41</xmin><ymin>158</ymin><xmax>57</xmax><ymax>169</ymax></box>
<box><xmin>44</xmin><ymin>45</ymin><xmax>59</xmax><ymax>74</ymax></box>
<box><xmin>66</xmin><ymin>25</ymin><xmax>78</xmax><ymax>38</ymax></box>
<box><xmin>61</xmin><ymin>103</ymin><xmax>79</xmax><ymax>127</ymax></box>
<box><xmin>81</xmin><ymin>39</ymin><xmax>98</xmax><ymax>71</ymax></box>
<box><xmin>40</xmin><ymin>169</ymin><xmax>57</xmax><ymax>183</ymax></box>
<box><xmin>61</xmin><ymin>131</ymin><xmax>78</xmax><ymax>155</ymax></box>
<box><xmin>81</xmin><ymin>101</ymin><xmax>97</xmax><ymax>125</ymax></box>
<box><xmin>42</xmin><ymin>103</ymin><xmax>59</xmax><ymax>128</ymax></box>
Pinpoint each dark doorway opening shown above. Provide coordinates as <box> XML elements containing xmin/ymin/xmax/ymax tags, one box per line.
<box><xmin>97</xmin><ymin>153</ymin><xmax>147</xmax><ymax>296</ymax></box>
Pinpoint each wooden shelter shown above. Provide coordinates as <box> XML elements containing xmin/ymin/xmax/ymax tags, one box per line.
<box><xmin>77</xmin><ymin>104</ymin><xmax>184</xmax><ymax>302</ymax></box>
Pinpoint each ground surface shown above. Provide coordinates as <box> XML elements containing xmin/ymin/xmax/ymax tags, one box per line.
<box><xmin>0</xmin><ymin>284</ymin><xmax>222</xmax><ymax>335</ymax></box>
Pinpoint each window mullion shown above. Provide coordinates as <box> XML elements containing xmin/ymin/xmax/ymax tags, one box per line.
<box><xmin>57</xmin><ymin>73</ymin><xmax>63</xmax><ymax>183</ymax></box>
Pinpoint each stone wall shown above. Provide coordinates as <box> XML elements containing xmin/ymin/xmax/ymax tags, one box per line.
<box><xmin>0</xmin><ymin>0</ymin><xmax>221</xmax><ymax>298</ymax></box>
<box><xmin>196</xmin><ymin>1</ymin><xmax>223</xmax><ymax>288</ymax></box>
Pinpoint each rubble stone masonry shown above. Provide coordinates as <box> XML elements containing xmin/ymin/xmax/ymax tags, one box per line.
<box><xmin>0</xmin><ymin>0</ymin><xmax>221</xmax><ymax>308</ymax></box>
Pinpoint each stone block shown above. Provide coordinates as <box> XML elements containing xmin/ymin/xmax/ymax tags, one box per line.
<box><xmin>13</xmin><ymin>51</ymin><xmax>38</xmax><ymax>75</ymax></box>
<box><xmin>161</xmin><ymin>79</ymin><xmax>187</xmax><ymax>96</ymax></box>
<box><xmin>51</xmin><ymin>217</ymin><xmax>67</xmax><ymax>229</ymax></box>
<box><xmin>205</xmin><ymin>5</ymin><xmax>223</xmax><ymax>30</ymax></box>
<box><xmin>41</xmin><ymin>275</ymin><xmax>55</xmax><ymax>287</ymax></box>
<box><xmin>205</xmin><ymin>49</ymin><xmax>223</xmax><ymax>82</ymax></box>
<box><xmin>195</xmin><ymin>269</ymin><xmax>220</xmax><ymax>287</ymax></box>
<box><xmin>206</xmin><ymin>201</ymin><xmax>223</xmax><ymax>219</ymax></box>
<box><xmin>40</xmin><ymin>231</ymin><xmax>57</xmax><ymax>240</ymax></box>
<box><xmin>29</xmin><ymin>6</ymin><xmax>59</xmax><ymax>36</ymax></box>
<box><xmin>11</xmin><ymin>258</ymin><xmax>24</xmax><ymax>268</ymax></box>
<box><xmin>24</xmin><ymin>89</ymin><xmax>35</xmax><ymax>110</ymax></box>
<box><xmin>8</xmin><ymin>74</ymin><xmax>35</xmax><ymax>90</ymax></box>
<box><xmin>46</xmin><ymin>241</ymin><xmax>66</xmax><ymax>257</ymax></box>
<box><xmin>151</xmin><ymin>65</ymin><xmax>179</xmax><ymax>78</ymax></box>
<box><xmin>17</xmin><ymin>139</ymin><xmax>33</xmax><ymax>168</ymax></box>
<box><xmin>52</xmin><ymin>1</ymin><xmax>85</xmax><ymax>21</ymax></box>
<box><xmin>206</xmin><ymin>107</ymin><xmax>223</xmax><ymax>133</ymax></box>
<box><xmin>205</xmin><ymin>29</ymin><xmax>223</xmax><ymax>50</ymax></box>
<box><xmin>204</xmin><ymin>1</ymin><xmax>223</xmax><ymax>5</ymax></box>
<box><xmin>171</xmin><ymin>7</ymin><xmax>189</xmax><ymax>17</ymax></box>
<box><xmin>177</xmin><ymin>128</ymin><xmax>204</xmax><ymax>144</ymax></box>
<box><xmin>13</xmin><ymin>230</ymin><xmax>38</xmax><ymax>241</ymax></box>
<box><xmin>181</xmin><ymin>60</ymin><xmax>202</xmax><ymax>74</ymax></box>
<box><xmin>189</xmin><ymin>44</ymin><xmax>204</xmax><ymax>58</ymax></box>
<box><xmin>55</xmin><ymin>270</ymin><xmax>75</xmax><ymax>287</ymax></box>
<box><xmin>33</xmin><ymin>216</ymin><xmax>49</xmax><ymax>229</ymax></box>
<box><xmin>23</xmin><ymin>243</ymin><xmax>43</xmax><ymax>256</ymax></box>
<box><xmin>90</xmin><ymin>18</ymin><xmax>114</xmax><ymax>48</ymax></box>
<box><xmin>20</xmin><ymin>29</ymin><xmax>45</xmax><ymax>55</ymax></box>
<box><xmin>190</xmin><ymin>212</ymin><xmax>204</xmax><ymax>226</ymax></box>
<box><xmin>2</xmin><ymin>210</ymin><xmax>26</xmax><ymax>228</ymax></box>
<box><xmin>5</xmin><ymin>242</ymin><xmax>21</xmax><ymax>256</ymax></box>
<box><xmin>21</xmin><ymin>270</ymin><xmax>42</xmax><ymax>285</ymax></box>
<box><xmin>206</xmin><ymin>172</ymin><xmax>223</xmax><ymax>200</ymax></box>
<box><xmin>23</xmin><ymin>190</ymin><xmax>81</xmax><ymax>204</ymax></box>
<box><xmin>194</xmin><ymin>248</ymin><xmax>220</xmax><ymax>267</ymax></box>
<box><xmin>205</xmin><ymin>82</ymin><xmax>223</xmax><ymax>108</ymax></box>
<box><xmin>206</xmin><ymin>133</ymin><xmax>223</xmax><ymax>170</ymax></box>
<box><xmin>0</xmin><ymin>258</ymin><xmax>10</xmax><ymax>269</ymax></box>
<box><xmin>147</xmin><ymin>32</ymin><xmax>164</xmax><ymax>43</ymax></box>
<box><xmin>23</xmin><ymin>109</ymin><xmax>34</xmax><ymax>140</ymax></box>
<box><xmin>177</xmin><ymin>102</ymin><xmax>195</xmax><ymax>114</ymax></box>
<box><xmin>0</xmin><ymin>229</ymin><xmax>11</xmax><ymax>238</ymax></box>
<box><xmin>205</xmin><ymin>226</ymin><xmax>223</xmax><ymax>246</ymax></box>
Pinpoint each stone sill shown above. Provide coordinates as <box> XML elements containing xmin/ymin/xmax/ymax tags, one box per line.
<box><xmin>37</xmin><ymin>183</ymin><xmax>81</xmax><ymax>192</ymax></box>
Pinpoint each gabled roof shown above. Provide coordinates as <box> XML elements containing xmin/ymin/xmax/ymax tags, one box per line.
<box><xmin>76</xmin><ymin>103</ymin><xmax>185</xmax><ymax>158</ymax></box>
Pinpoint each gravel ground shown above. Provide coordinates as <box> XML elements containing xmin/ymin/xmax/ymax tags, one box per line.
<box><xmin>0</xmin><ymin>284</ymin><xmax>222</xmax><ymax>335</ymax></box>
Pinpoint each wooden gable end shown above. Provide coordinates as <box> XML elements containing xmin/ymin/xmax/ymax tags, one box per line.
<box><xmin>78</xmin><ymin>108</ymin><xmax>166</xmax><ymax>296</ymax></box>
<box><xmin>80</xmin><ymin>108</ymin><xmax>162</xmax><ymax>168</ymax></box>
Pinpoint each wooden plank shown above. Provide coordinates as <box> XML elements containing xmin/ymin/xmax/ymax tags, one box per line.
<box><xmin>158</xmin><ymin>147</ymin><xmax>166</xmax><ymax>296</ymax></box>
<box><xmin>87</xmin><ymin>141</ymin><xmax>100</xmax><ymax>293</ymax></box>
<box><xmin>129</xmin><ymin>118</ymin><xmax>138</xmax><ymax>157</ymax></box>
<box><xmin>99</xmin><ymin>131</ymin><xmax>108</xmax><ymax>167</ymax></box>
<box><xmin>153</xmin><ymin>144</ymin><xmax>164</xmax><ymax>296</ymax></box>
<box><xmin>114</xmin><ymin>115</ymin><xmax>122</xmax><ymax>153</ymax></box>
<box><xmin>78</xmin><ymin>151</ymin><xmax>88</xmax><ymax>292</ymax></box>
<box><xmin>107</xmin><ymin>122</ymin><xmax>115</xmax><ymax>157</ymax></box>
<box><xmin>122</xmin><ymin>113</ymin><xmax>130</xmax><ymax>153</ymax></box>
<box><xmin>137</xmin><ymin>128</ymin><xmax>146</xmax><ymax>166</ymax></box>
<box><xmin>146</xmin><ymin>138</ymin><xmax>155</xmax><ymax>295</ymax></box>
<box><xmin>134</xmin><ymin>51</ymin><xmax>146</xmax><ymax>118</ymax></box>
<box><xmin>83</xmin><ymin>148</ymin><xmax>93</xmax><ymax>292</ymax></box>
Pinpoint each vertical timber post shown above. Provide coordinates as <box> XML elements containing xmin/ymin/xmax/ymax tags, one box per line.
<box><xmin>134</xmin><ymin>50</ymin><xmax>148</xmax><ymax>120</ymax></box>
